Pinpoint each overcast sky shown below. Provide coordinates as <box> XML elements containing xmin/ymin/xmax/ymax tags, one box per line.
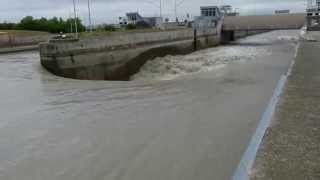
<box><xmin>0</xmin><ymin>0</ymin><xmax>306</xmax><ymax>24</ymax></box>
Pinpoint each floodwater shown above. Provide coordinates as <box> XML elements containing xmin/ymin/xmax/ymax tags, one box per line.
<box><xmin>0</xmin><ymin>30</ymin><xmax>299</xmax><ymax>180</ymax></box>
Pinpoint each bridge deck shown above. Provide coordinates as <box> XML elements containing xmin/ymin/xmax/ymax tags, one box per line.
<box><xmin>223</xmin><ymin>14</ymin><xmax>306</xmax><ymax>31</ymax></box>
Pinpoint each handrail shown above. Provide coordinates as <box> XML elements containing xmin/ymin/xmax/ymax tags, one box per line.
<box><xmin>223</xmin><ymin>24</ymin><xmax>302</xmax><ymax>31</ymax></box>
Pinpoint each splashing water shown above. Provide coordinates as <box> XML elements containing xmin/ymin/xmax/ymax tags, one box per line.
<box><xmin>131</xmin><ymin>30</ymin><xmax>299</xmax><ymax>81</ymax></box>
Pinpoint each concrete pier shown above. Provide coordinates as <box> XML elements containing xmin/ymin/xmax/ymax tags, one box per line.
<box><xmin>40</xmin><ymin>29</ymin><xmax>220</xmax><ymax>81</ymax></box>
<box><xmin>251</xmin><ymin>32</ymin><xmax>320</xmax><ymax>180</ymax></box>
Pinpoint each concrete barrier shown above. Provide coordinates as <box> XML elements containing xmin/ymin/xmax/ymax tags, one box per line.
<box><xmin>0</xmin><ymin>32</ymin><xmax>51</xmax><ymax>48</ymax></box>
<box><xmin>40</xmin><ymin>28</ymin><xmax>220</xmax><ymax>81</ymax></box>
<box><xmin>221</xmin><ymin>30</ymin><xmax>270</xmax><ymax>43</ymax></box>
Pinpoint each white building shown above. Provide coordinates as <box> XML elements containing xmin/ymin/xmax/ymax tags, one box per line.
<box><xmin>125</xmin><ymin>12</ymin><xmax>162</xmax><ymax>28</ymax></box>
<box><xmin>194</xmin><ymin>6</ymin><xmax>222</xmax><ymax>29</ymax></box>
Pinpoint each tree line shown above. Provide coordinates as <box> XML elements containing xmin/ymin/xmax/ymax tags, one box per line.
<box><xmin>0</xmin><ymin>16</ymin><xmax>86</xmax><ymax>33</ymax></box>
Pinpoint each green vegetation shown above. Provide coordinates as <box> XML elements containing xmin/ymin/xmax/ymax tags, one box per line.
<box><xmin>126</xmin><ymin>24</ymin><xmax>137</xmax><ymax>30</ymax></box>
<box><xmin>102</xmin><ymin>25</ymin><xmax>116</xmax><ymax>32</ymax></box>
<box><xmin>126</xmin><ymin>22</ymin><xmax>151</xmax><ymax>30</ymax></box>
<box><xmin>0</xmin><ymin>30</ymin><xmax>49</xmax><ymax>37</ymax></box>
<box><xmin>79</xmin><ymin>28</ymin><xmax>168</xmax><ymax>38</ymax></box>
<box><xmin>0</xmin><ymin>22</ymin><xmax>16</xmax><ymax>30</ymax></box>
<box><xmin>0</xmin><ymin>16</ymin><xmax>86</xmax><ymax>33</ymax></box>
<box><xmin>0</xmin><ymin>16</ymin><xmax>159</xmax><ymax>36</ymax></box>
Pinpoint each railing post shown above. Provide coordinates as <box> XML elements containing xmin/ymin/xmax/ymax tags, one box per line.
<box><xmin>193</xmin><ymin>29</ymin><xmax>197</xmax><ymax>51</ymax></box>
<box><xmin>8</xmin><ymin>32</ymin><xmax>13</xmax><ymax>47</ymax></box>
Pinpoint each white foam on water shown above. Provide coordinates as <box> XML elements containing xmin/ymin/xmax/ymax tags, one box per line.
<box><xmin>278</xmin><ymin>35</ymin><xmax>299</xmax><ymax>41</ymax></box>
<box><xmin>131</xmin><ymin>46</ymin><xmax>261</xmax><ymax>81</ymax></box>
<box><xmin>131</xmin><ymin>30</ymin><xmax>299</xmax><ymax>81</ymax></box>
<box><xmin>299</xmin><ymin>26</ymin><xmax>317</xmax><ymax>41</ymax></box>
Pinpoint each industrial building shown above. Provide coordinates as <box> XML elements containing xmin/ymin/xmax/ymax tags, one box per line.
<box><xmin>194</xmin><ymin>6</ymin><xmax>222</xmax><ymax>29</ymax></box>
<box><xmin>121</xmin><ymin>12</ymin><xmax>162</xmax><ymax>28</ymax></box>
<box><xmin>275</xmin><ymin>10</ymin><xmax>290</xmax><ymax>14</ymax></box>
<box><xmin>220</xmin><ymin>5</ymin><xmax>239</xmax><ymax>16</ymax></box>
<box><xmin>307</xmin><ymin>0</ymin><xmax>320</xmax><ymax>30</ymax></box>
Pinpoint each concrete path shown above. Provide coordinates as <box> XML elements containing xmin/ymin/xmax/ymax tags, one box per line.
<box><xmin>251</xmin><ymin>33</ymin><xmax>320</xmax><ymax>180</ymax></box>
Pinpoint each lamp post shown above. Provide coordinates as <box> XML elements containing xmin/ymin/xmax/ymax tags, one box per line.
<box><xmin>69</xmin><ymin>11</ymin><xmax>73</xmax><ymax>33</ymax></box>
<box><xmin>72</xmin><ymin>0</ymin><xmax>78</xmax><ymax>38</ymax></box>
<box><xmin>87</xmin><ymin>0</ymin><xmax>93</xmax><ymax>32</ymax></box>
<box><xmin>175</xmin><ymin>0</ymin><xmax>177</xmax><ymax>22</ymax></box>
<box><xmin>160</xmin><ymin>0</ymin><xmax>162</xmax><ymax>18</ymax></box>
<box><xmin>174</xmin><ymin>0</ymin><xmax>186</xmax><ymax>22</ymax></box>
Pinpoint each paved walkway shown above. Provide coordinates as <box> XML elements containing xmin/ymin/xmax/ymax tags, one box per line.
<box><xmin>251</xmin><ymin>33</ymin><xmax>320</xmax><ymax>180</ymax></box>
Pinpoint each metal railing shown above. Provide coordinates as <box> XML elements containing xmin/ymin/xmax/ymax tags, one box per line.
<box><xmin>223</xmin><ymin>24</ymin><xmax>302</xmax><ymax>31</ymax></box>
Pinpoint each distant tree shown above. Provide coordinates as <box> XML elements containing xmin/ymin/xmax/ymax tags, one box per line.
<box><xmin>18</xmin><ymin>16</ymin><xmax>35</xmax><ymax>30</ymax></box>
<box><xmin>0</xmin><ymin>22</ymin><xmax>17</xmax><ymax>30</ymax></box>
<box><xmin>7</xmin><ymin>16</ymin><xmax>87</xmax><ymax>33</ymax></box>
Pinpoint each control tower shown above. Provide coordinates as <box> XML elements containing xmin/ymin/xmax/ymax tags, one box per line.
<box><xmin>307</xmin><ymin>0</ymin><xmax>320</xmax><ymax>30</ymax></box>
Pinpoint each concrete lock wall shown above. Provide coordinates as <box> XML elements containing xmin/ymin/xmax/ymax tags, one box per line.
<box><xmin>40</xmin><ymin>28</ymin><xmax>220</xmax><ymax>81</ymax></box>
<box><xmin>220</xmin><ymin>30</ymin><xmax>270</xmax><ymax>43</ymax></box>
<box><xmin>0</xmin><ymin>33</ymin><xmax>51</xmax><ymax>48</ymax></box>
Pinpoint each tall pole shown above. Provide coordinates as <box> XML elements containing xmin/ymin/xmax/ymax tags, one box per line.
<box><xmin>87</xmin><ymin>0</ymin><xmax>92</xmax><ymax>32</ymax></box>
<box><xmin>69</xmin><ymin>11</ymin><xmax>73</xmax><ymax>33</ymax></box>
<box><xmin>174</xmin><ymin>0</ymin><xmax>187</xmax><ymax>22</ymax></box>
<box><xmin>175</xmin><ymin>0</ymin><xmax>177</xmax><ymax>22</ymax></box>
<box><xmin>160</xmin><ymin>0</ymin><xmax>162</xmax><ymax>18</ymax></box>
<box><xmin>72</xmin><ymin>0</ymin><xmax>78</xmax><ymax>38</ymax></box>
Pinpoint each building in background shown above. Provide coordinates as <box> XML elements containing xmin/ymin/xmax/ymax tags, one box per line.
<box><xmin>200</xmin><ymin>6</ymin><xmax>221</xmax><ymax>17</ymax></box>
<box><xmin>220</xmin><ymin>5</ymin><xmax>239</xmax><ymax>16</ymax></box>
<box><xmin>306</xmin><ymin>0</ymin><xmax>320</xmax><ymax>30</ymax></box>
<box><xmin>118</xmin><ymin>17</ymin><xmax>128</xmax><ymax>28</ymax></box>
<box><xmin>124</xmin><ymin>12</ymin><xmax>162</xmax><ymax>28</ymax></box>
<box><xmin>194</xmin><ymin>6</ymin><xmax>222</xmax><ymax>29</ymax></box>
<box><xmin>275</xmin><ymin>10</ymin><xmax>290</xmax><ymax>14</ymax></box>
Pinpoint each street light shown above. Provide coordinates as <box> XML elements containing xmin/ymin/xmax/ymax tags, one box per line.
<box><xmin>174</xmin><ymin>0</ymin><xmax>187</xmax><ymax>22</ymax></box>
<box><xmin>69</xmin><ymin>10</ymin><xmax>73</xmax><ymax>33</ymax></box>
<box><xmin>87</xmin><ymin>0</ymin><xmax>93</xmax><ymax>32</ymax></box>
<box><xmin>160</xmin><ymin>0</ymin><xmax>162</xmax><ymax>18</ymax></box>
<box><xmin>72</xmin><ymin>0</ymin><xmax>78</xmax><ymax>38</ymax></box>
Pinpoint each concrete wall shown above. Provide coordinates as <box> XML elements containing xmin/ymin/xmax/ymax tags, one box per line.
<box><xmin>223</xmin><ymin>13</ymin><xmax>305</xmax><ymax>31</ymax></box>
<box><xmin>40</xmin><ymin>28</ymin><xmax>220</xmax><ymax>81</ymax></box>
<box><xmin>221</xmin><ymin>30</ymin><xmax>269</xmax><ymax>43</ymax></box>
<box><xmin>0</xmin><ymin>33</ymin><xmax>51</xmax><ymax>48</ymax></box>
<box><xmin>159</xmin><ymin>22</ymin><xmax>189</xmax><ymax>30</ymax></box>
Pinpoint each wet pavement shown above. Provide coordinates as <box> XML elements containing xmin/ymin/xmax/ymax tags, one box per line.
<box><xmin>251</xmin><ymin>32</ymin><xmax>320</xmax><ymax>180</ymax></box>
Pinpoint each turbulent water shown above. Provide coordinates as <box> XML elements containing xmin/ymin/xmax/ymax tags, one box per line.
<box><xmin>131</xmin><ymin>30</ymin><xmax>299</xmax><ymax>81</ymax></box>
<box><xmin>0</xmin><ymin>30</ymin><xmax>299</xmax><ymax>180</ymax></box>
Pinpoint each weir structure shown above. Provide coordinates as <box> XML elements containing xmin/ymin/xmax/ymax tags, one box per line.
<box><xmin>221</xmin><ymin>13</ymin><xmax>306</xmax><ymax>42</ymax></box>
<box><xmin>40</xmin><ymin>13</ymin><xmax>305</xmax><ymax>81</ymax></box>
<box><xmin>40</xmin><ymin>28</ymin><xmax>220</xmax><ymax>81</ymax></box>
